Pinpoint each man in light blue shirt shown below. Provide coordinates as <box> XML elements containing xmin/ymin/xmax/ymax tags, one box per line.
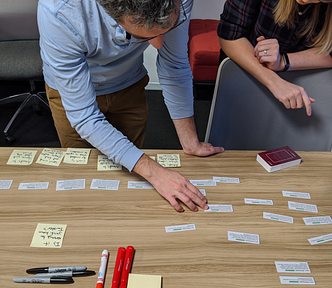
<box><xmin>37</xmin><ymin>0</ymin><xmax>223</xmax><ymax>212</ymax></box>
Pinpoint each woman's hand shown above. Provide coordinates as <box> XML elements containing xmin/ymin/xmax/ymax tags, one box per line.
<box><xmin>254</xmin><ymin>36</ymin><xmax>283</xmax><ymax>71</ymax></box>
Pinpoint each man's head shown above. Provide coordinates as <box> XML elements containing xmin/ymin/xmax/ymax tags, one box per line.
<box><xmin>97</xmin><ymin>0</ymin><xmax>178</xmax><ymax>31</ymax></box>
<box><xmin>98</xmin><ymin>0</ymin><xmax>184</xmax><ymax>48</ymax></box>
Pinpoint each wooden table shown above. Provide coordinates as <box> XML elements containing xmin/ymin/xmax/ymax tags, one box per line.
<box><xmin>0</xmin><ymin>148</ymin><xmax>331</xmax><ymax>287</ymax></box>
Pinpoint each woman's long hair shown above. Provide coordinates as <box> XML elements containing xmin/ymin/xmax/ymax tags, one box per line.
<box><xmin>273</xmin><ymin>0</ymin><xmax>332</xmax><ymax>54</ymax></box>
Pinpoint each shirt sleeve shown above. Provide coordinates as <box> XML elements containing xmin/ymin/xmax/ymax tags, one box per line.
<box><xmin>217</xmin><ymin>0</ymin><xmax>262</xmax><ymax>41</ymax></box>
<box><xmin>37</xmin><ymin>3</ymin><xmax>144</xmax><ymax>171</ymax></box>
<box><xmin>157</xmin><ymin>0</ymin><xmax>194</xmax><ymax>120</ymax></box>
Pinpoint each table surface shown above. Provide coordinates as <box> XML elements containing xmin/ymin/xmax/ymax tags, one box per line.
<box><xmin>1</xmin><ymin>148</ymin><xmax>331</xmax><ymax>287</ymax></box>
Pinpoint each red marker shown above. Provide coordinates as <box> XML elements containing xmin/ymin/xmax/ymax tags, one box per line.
<box><xmin>111</xmin><ymin>247</ymin><xmax>126</xmax><ymax>288</ymax></box>
<box><xmin>119</xmin><ymin>246</ymin><xmax>134</xmax><ymax>288</ymax></box>
<box><xmin>96</xmin><ymin>250</ymin><xmax>108</xmax><ymax>288</ymax></box>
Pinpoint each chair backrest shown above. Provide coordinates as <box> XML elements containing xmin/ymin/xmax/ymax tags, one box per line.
<box><xmin>205</xmin><ymin>58</ymin><xmax>332</xmax><ymax>151</ymax></box>
<box><xmin>0</xmin><ymin>0</ymin><xmax>39</xmax><ymax>41</ymax></box>
<box><xmin>0</xmin><ymin>0</ymin><xmax>42</xmax><ymax>81</ymax></box>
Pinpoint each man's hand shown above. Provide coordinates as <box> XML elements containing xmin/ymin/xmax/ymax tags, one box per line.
<box><xmin>183</xmin><ymin>141</ymin><xmax>224</xmax><ymax>157</ymax></box>
<box><xmin>173</xmin><ymin>116</ymin><xmax>224</xmax><ymax>156</ymax></box>
<box><xmin>133</xmin><ymin>154</ymin><xmax>209</xmax><ymax>212</ymax></box>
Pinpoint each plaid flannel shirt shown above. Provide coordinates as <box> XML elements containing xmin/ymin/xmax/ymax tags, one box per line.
<box><xmin>217</xmin><ymin>0</ymin><xmax>330</xmax><ymax>55</ymax></box>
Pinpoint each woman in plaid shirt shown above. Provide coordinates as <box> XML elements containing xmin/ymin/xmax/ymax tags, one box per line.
<box><xmin>218</xmin><ymin>0</ymin><xmax>332</xmax><ymax>116</ymax></box>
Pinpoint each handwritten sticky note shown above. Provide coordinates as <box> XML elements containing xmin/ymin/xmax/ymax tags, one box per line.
<box><xmin>157</xmin><ymin>154</ymin><xmax>181</xmax><ymax>167</ymax></box>
<box><xmin>127</xmin><ymin>274</ymin><xmax>161</xmax><ymax>288</ymax></box>
<box><xmin>7</xmin><ymin>150</ymin><xmax>37</xmax><ymax>165</ymax></box>
<box><xmin>97</xmin><ymin>155</ymin><xmax>122</xmax><ymax>171</ymax></box>
<box><xmin>30</xmin><ymin>223</ymin><xmax>67</xmax><ymax>248</ymax></box>
<box><xmin>63</xmin><ymin>148</ymin><xmax>91</xmax><ymax>164</ymax></box>
<box><xmin>36</xmin><ymin>148</ymin><xmax>65</xmax><ymax>166</ymax></box>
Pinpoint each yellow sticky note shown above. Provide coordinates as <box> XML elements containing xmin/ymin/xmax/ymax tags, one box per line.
<box><xmin>127</xmin><ymin>274</ymin><xmax>162</xmax><ymax>288</ymax></box>
<box><xmin>97</xmin><ymin>155</ymin><xmax>122</xmax><ymax>171</ymax></box>
<box><xmin>63</xmin><ymin>148</ymin><xmax>90</xmax><ymax>164</ymax></box>
<box><xmin>30</xmin><ymin>223</ymin><xmax>67</xmax><ymax>248</ymax></box>
<box><xmin>36</xmin><ymin>148</ymin><xmax>65</xmax><ymax>166</ymax></box>
<box><xmin>157</xmin><ymin>154</ymin><xmax>181</xmax><ymax>167</ymax></box>
<box><xmin>7</xmin><ymin>150</ymin><xmax>37</xmax><ymax>165</ymax></box>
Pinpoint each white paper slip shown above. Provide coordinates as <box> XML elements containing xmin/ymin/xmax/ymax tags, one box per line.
<box><xmin>288</xmin><ymin>201</ymin><xmax>318</xmax><ymax>213</ymax></box>
<box><xmin>90</xmin><ymin>179</ymin><xmax>120</xmax><ymax>190</ymax></box>
<box><xmin>263</xmin><ymin>212</ymin><xmax>293</xmax><ymax>223</ymax></box>
<box><xmin>228</xmin><ymin>231</ymin><xmax>260</xmax><ymax>244</ymax></box>
<box><xmin>244</xmin><ymin>198</ymin><xmax>273</xmax><ymax>205</ymax></box>
<box><xmin>303</xmin><ymin>216</ymin><xmax>332</xmax><ymax>226</ymax></box>
<box><xmin>127</xmin><ymin>181</ymin><xmax>154</xmax><ymax>189</ymax></box>
<box><xmin>282</xmin><ymin>190</ymin><xmax>311</xmax><ymax>199</ymax></box>
<box><xmin>165</xmin><ymin>224</ymin><xmax>196</xmax><ymax>233</ymax></box>
<box><xmin>189</xmin><ymin>180</ymin><xmax>216</xmax><ymax>186</ymax></box>
<box><xmin>56</xmin><ymin>179</ymin><xmax>85</xmax><ymax>191</ymax></box>
<box><xmin>213</xmin><ymin>176</ymin><xmax>240</xmax><ymax>183</ymax></box>
<box><xmin>205</xmin><ymin>204</ymin><xmax>233</xmax><ymax>212</ymax></box>
<box><xmin>308</xmin><ymin>233</ymin><xmax>332</xmax><ymax>245</ymax></box>
<box><xmin>199</xmin><ymin>189</ymin><xmax>206</xmax><ymax>196</ymax></box>
<box><xmin>279</xmin><ymin>276</ymin><xmax>315</xmax><ymax>285</ymax></box>
<box><xmin>0</xmin><ymin>180</ymin><xmax>13</xmax><ymax>190</ymax></box>
<box><xmin>275</xmin><ymin>261</ymin><xmax>311</xmax><ymax>273</ymax></box>
<box><xmin>19</xmin><ymin>182</ymin><xmax>49</xmax><ymax>190</ymax></box>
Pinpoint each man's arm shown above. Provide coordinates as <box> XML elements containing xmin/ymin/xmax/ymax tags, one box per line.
<box><xmin>132</xmin><ymin>116</ymin><xmax>223</xmax><ymax>212</ymax></box>
<box><xmin>132</xmin><ymin>153</ymin><xmax>209</xmax><ymax>212</ymax></box>
<box><xmin>173</xmin><ymin>116</ymin><xmax>224</xmax><ymax>156</ymax></box>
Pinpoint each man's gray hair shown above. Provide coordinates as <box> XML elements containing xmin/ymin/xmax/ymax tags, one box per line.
<box><xmin>97</xmin><ymin>0</ymin><xmax>177</xmax><ymax>30</ymax></box>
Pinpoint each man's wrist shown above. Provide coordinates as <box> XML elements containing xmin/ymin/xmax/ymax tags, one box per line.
<box><xmin>173</xmin><ymin>117</ymin><xmax>200</xmax><ymax>154</ymax></box>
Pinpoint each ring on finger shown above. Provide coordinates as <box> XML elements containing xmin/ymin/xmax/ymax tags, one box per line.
<box><xmin>264</xmin><ymin>50</ymin><xmax>267</xmax><ymax>56</ymax></box>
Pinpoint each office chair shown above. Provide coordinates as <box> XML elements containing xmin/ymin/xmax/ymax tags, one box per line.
<box><xmin>205</xmin><ymin>58</ymin><xmax>332</xmax><ymax>151</ymax></box>
<box><xmin>0</xmin><ymin>0</ymin><xmax>49</xmax><ymax>144</ymax></box>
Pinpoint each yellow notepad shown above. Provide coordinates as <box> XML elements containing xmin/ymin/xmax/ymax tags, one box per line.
<box><xmin>30</xmin><ymin>223</ymin><xmax>67</xmax><ymax>248</ymax></box>
<box><xmin>127</xmin><ymin>273</ymin><xmax>161</xmax><ymax>288</ymax></box>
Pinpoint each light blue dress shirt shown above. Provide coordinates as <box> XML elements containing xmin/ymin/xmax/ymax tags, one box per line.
<box><xmin>37</xmin><ymin>0</ymin><xmax>194</xmax><ymax>171</ymax></box>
